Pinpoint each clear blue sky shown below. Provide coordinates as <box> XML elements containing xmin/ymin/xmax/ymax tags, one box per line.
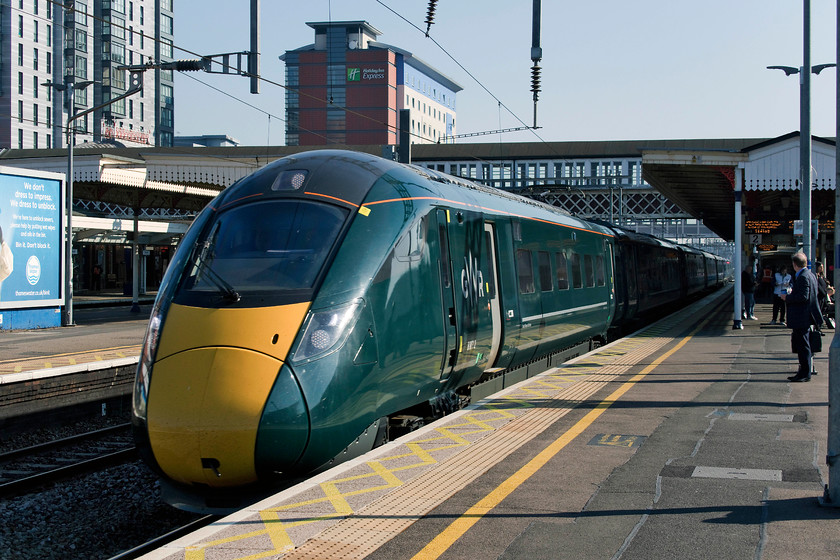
<box><xmin>172</xmin><ymin>0</ymin><xmax>838</xmax><ymax>146</ymax></box>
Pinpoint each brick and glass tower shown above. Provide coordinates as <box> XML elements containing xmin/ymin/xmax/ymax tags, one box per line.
<box><xmin>282</xmin><ymin>21</ymin><xmax>462</xmax><ymax>146</ymax></box>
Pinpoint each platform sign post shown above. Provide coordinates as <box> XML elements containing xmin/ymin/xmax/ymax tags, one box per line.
<box><xmin>0</xmin><ymin>167</ymin><xmax>65</xmax><ymax>329</ymax></box>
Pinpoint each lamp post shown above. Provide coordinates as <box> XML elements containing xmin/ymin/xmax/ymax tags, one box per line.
<box><xmin>768</xmin><ymin>0</ymin><xmax>835</xmax><ymax>266</ymax></box>
<box><xmin>43</xmin><ymin>77</ymin><xmax>95</xmax><ymax>327</ymax></box>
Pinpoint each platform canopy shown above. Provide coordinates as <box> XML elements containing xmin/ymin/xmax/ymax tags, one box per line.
<box><xmin>642</xmin><ymin>132</ymin><xmax>836</xmax><ymax>242</ymax></box>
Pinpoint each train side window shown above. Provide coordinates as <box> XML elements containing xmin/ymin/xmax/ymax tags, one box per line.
<box><xmin>584</xmin><ymin>255</ymin><xmax>595</xmax><ymax>287</ymax></box>
<box><xmin>516</xmin><ymin>249</ymin><xmax>535</xmax><ymax>294</ymax></box>
<box><xmin>396</xmin><ymin>217</ymin><xmax>426</xmax><ymax>263</ymax></box>
<box><xmin>555</xmin><ymin>252</ymin><xmax>569</xmax><ymax>290</ymax></box>
<box><xmin>538</xmin><ymin>251</ymin><xmax>552</xmax><ymax>292</ymax></box>
<box><xmin>570</xmin><ymin>251</ymin><xmax>583</xmax><ymax>289</ymax></box>
<box><xmin>438</xmin><ymin>223</ymin><xmax>452</xmax><ymax>289</ymax></box>
<box><xmin>483</xmin><ymin>230</ymin><xmax>496</xmax><ymax>298</ymax></box>
<box><xmin>595</xmin><ymin>255</ymin><xmax>605</xmax><ymax>286</ymax></box>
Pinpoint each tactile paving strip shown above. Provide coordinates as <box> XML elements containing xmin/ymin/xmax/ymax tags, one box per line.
<box><xmin>170</xmin><ymin>322</ymin><xmax>679</xmax><ymax>560</ymax></box>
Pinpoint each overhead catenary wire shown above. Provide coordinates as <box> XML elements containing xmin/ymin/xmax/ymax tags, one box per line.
<box><xmin>28</xmin><ymin>1</ymin><xmax>551</xmax><ymax>154</ymax></box>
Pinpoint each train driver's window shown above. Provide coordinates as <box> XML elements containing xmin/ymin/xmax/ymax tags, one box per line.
<box><xmin>516</xmin><ymin>249</ymin><xmax>535</xmax><ymax>294</ymax></box>
<box><xmin>555</xmin><ymin>252</ymin><xmax>569</xmax><ymax>290</ymax></box>
<box><xmin>570</xmin><ymin>251</ymin><xmax>583</xmax><ymax>289</ymax></box>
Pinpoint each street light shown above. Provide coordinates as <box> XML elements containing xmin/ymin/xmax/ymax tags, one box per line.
<box><xmin>767</xmin><ymin>0</ymin><xmax>836</xmax><ymax>266</ymax></box>
<box><xmin>42</xmin><ymin>77</ymin><xmax>95</xmax><ymax>327</ymax></box>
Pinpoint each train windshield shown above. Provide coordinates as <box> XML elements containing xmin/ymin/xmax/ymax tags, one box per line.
<box><xmin>176</xmin><ymin>200</ymin><xmax>349</xmax><ymax>304</ymax></box>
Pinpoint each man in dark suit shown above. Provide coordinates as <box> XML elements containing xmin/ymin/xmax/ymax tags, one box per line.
<box><xmin>781</xmin><ymin>251</ymin><xmax>823</xmax><ymax>381</ymax></box>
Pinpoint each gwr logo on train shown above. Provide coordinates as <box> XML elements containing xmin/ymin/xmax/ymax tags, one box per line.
<box><xmin>460</xmin><ymin>251</ymin><xmax>485</xmax><ymax>303</ymax></box>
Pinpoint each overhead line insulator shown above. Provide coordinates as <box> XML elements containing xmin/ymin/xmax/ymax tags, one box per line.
<box><xmin>424</xmin><ymin>0</ymin><xmax>438</xmax><ymax>36</ymax></box>
<box><xmin>530</xmin><ymin>64</ymin><xmax>541</xmax><ymax>101</ymax></box>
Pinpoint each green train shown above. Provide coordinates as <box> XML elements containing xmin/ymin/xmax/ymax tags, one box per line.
<box><xmin>132</xmin><ymin>150</ymin><xmax>725</xmax><ymax>512</ymax></box>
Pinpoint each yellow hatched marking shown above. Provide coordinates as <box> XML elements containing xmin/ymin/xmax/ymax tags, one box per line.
<box><xmin>14</xmin><ymin>366</ymin><xmax>22</xmax><ymax>373</ymax></box>
<box><xmin>259</xmin><ymin>509</ymin><xmax>296</xmax><ymax>554</ymax></box>
<box><xmin>185</xmin><ymin>306</ymin><xmax>701</xmax><ymax>559</ymax></box>
<box><xmin>68</xmin><ymin>358</ymin><xmax>76</xmax><ymax>365</ymax></box>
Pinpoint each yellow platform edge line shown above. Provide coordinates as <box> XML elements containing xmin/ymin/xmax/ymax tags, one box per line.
<box><xmin>409</xmin><ymin>319</ymin><xmax>709</xmax><ymax>560</ymax></box>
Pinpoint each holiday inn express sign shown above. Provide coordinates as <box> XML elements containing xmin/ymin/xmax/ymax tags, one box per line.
<box><xmin>347</xmin><ymin>67</ymin><xmax>387</xmax><ymax>82</ymax></box>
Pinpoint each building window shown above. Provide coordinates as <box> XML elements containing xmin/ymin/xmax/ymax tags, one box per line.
<box><xmin>75</xmin><ymin>29</ymin><xmax>87</xmax><ymax>52</ymax></box>
<box><xmin>46</xmin><ymin>134</ymin><xmax>51</xmax><ymax>148</ymax></box>
<box><xmin>161</xmin><ymin>84</ymin><xmax>172</xmax><ymax>105</ymax></box>
<box><xmin>128</xmin><ymin>99</ymin><xmax>133</xmax><ymax>119</ymax></box>
<box><xmin>104</xmin><ymin>15</ymin><xmax>126</xmax><ymax>39</ymax></box>
<box><xmin>18</xmin><ymin>100</ymin><xmax>23</xmax><ymax>123</ymax></box>
<box><xmin>46</xmin><ymin>106</ymin><xmax>51</xmax><ymax>127</ymax></box>
<box><xmin>75</xmin><ymin>1</ymin><xmax>88</xmax><ymax>26</ymax></box>
<box><xmin>160</xmin><ymin>0</ymin><xmax>172</xmax><ymax>10</ymax></box>
<box><xmin>161</xmin><ymin>107</ymin><xmax>173</xmax><ymax>127</ymax></box>
<box><xmin>33</xmin><ymin>76</ymin><xmax>38</xmax><ymax>98</ymax></box>
<box><xmin>34</xmin><ymin>20</ymin><xmax>38</xmax><ymax>42</ymax></box>
<box><xmin>33</xmin><ymin>0</ymin><xmax>38</xmax><ymax>14</ymax></box>
<box><xmin>161</xmin><ymin>14</ymin><xmax>172</xmax><ymax>35</ymax></box>
<box><xmin>33</xmin><ymin>131</ymin><xmax>38</xmax><ymax>149</ymax></box>
<box><xmin>18</xmin><ymin>44</ymin><xmax>23</xmax><ymax>66</ymax></box>
<box><xmin>75</xmin><ymin>56</ymin><xmax>87</xmax><ymax>79</ymax></box>
<box><xmin>74</xmin><ymin>87</ymin><xmax>88</xmax><ymax>106</ymax></box>
<box><xmin>33</xmin><ymin>104</ymin><xmax>38</xmax><ymax>125</ymax></box>
<box><xmin>18</xmin><ymin>129</ymin><xmax>23</xmax><ymax>149</ymax></box>
<box><xmin>18</xmin><ymin>15</ymin><xmax>23</xmax><ymax>38</ymax></box>
<box><xmin>46</xmin><ymin>52</ymin><xmax>51</xmax><ymax>73</ymax></box>
<box><xmin>46</xmin><ymin>24</ymin><xmax>51</xmax><ymax>47</ymax></box>
<box><xmin>33</xmin><ymin>48</ymin><xmax>38</xmax><ymax>70</ymax></box>
<box><xmin>140</xmin><ymin>102</ymin><xmax>144</xmax><ymax>120</ymax></box>
<box><xmin>161</xmin><ymin>39</ymin><xmax>173</xmax><ymax>58</ymax></box>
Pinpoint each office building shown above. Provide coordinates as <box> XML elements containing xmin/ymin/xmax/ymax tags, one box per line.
<box><xmin>0</xmin><ymin>0</ymin><xmax>174</xmax><ymax>149</ymax></box>
<box><xmin>281</xmin><ymin>20</ymin><xmax>462</xmax><ymax>146</ymax></box>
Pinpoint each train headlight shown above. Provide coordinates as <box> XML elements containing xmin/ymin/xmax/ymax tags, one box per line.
<box><xmin>292</xmin><ymin>299</ymin><xmax>364</xmax><ymax>363</ymax></box>
<box><xmin>134</xmin><ymin>311</ymin><xmax>163</xmax><ymax>422</ymax></box>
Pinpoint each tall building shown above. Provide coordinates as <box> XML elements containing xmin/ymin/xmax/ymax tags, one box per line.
<box><xmin>0</xmin><ymin>0</ymin><xmax>174</xmax><ymax>149</ymax></box>
<box><xmin>281</xmin><ymin>20</ymin><xmax>462</xmax><ymax>146</ymax></box>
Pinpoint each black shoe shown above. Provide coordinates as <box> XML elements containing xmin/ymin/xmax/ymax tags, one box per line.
<box><xmin>788</xmin><ymin>374</ymin><xmax>811</xmax><ymax>382</ymax></box>
<box><xmin>812</xmin><ymin>370</ymin><xmax>818</xmax><ymax>376</ymax></box>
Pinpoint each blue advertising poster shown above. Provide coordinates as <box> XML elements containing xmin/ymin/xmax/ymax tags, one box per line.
<box><xmin>0</xmin><ymin>168</ymin><xmax>64</xmax><ymax>309</ymax></box>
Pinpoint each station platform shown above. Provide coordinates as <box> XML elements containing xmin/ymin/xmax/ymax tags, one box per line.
<box><xmin>137</xmin><ymin>289</ymin><xmax>840</xmax><ymax>560</ymax></box>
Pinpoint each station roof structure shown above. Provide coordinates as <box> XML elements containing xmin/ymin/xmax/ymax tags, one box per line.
<box><xmin>0</xmin><ymin>133</ymin><xmax>834</xmax><ymax>243</ymax></box>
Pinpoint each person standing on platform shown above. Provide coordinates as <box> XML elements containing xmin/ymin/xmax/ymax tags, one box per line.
<box><xmin>782</xmin><ymin>251</ymin><xmax>823</xmax><ymax>382</ymax></box>
<box><xmin>771</xmin><ymin>265</ymin><xmax>791</xmax><ymax>325</ymax></box>
<box><xmin>741</xmin><ymin>265</ymin><xmax>757</xmax><ymax>320</ymax></box>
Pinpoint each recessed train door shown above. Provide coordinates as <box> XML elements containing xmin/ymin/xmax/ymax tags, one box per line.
<box><xmin>483</xmin><ymin>223</ymin><xmax>503</xmax><ymax>369</ymax></box>
<box><xmin>437</xmin><ymin>209</ymin><xmax>458</xmax><ymax>380</ymax></box>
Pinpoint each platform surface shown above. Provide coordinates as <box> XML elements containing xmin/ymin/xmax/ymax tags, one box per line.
<box><xmin>0</xmin><ymin>293</ymin><xmax>150</xmax><ymax>375</ymax></box>
<box><xmin>126</xmin><ymin>290</ymin><xmax>839</xmax><ymax>560</ymax></box>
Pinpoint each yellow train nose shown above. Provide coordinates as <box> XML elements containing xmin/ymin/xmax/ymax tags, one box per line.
<box><xmin>145</xmin><ymin>303</ymin><xmax>310</xmax><ymax>487</ymax></box>
<box><xmin>148</xmin><ymin>347</ymin><xmax>294</xmax><ymax>485</ymax></box>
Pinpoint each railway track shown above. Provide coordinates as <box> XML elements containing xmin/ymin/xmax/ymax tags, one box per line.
<box><xmin>106</xmin><ymin>514</ymin><xmax>219</xmax><ymax>560</ymax></box>
<box><xmin>0</xmin><ymin>423</ymin><xmax>137</xmax><ymax>497</ymax></box>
